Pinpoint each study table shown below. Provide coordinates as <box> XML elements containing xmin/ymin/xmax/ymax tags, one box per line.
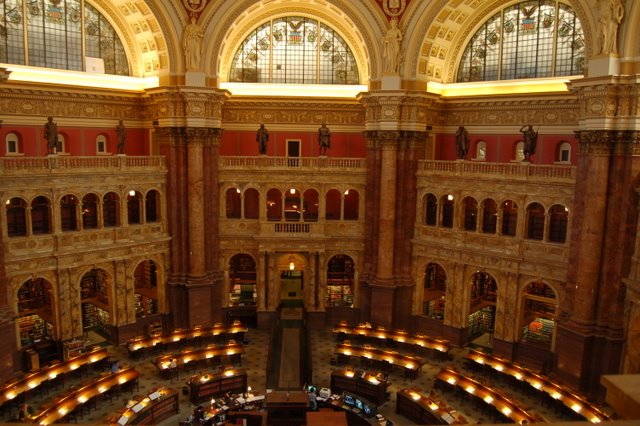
<box><xmin>127</xmin><ymin>322</ymin><xmax>248</xmax><ymax>356</ymax></box>
<box><xmin>154</xmin><ymin>342</ymin><xmax>245</xmax><ymax>375</ymax></box>
<box><xmin>332</xmin><ymin>321</ymin><xmax>451</xmax><ymax>354</ymax></box>
<box><xmin>334</xmin><ymin>342</ymin><xmax>424</xmax><ymax>378</ymax></box>
<box><xmin>107</xmin><ymin>386</ymin><xmax>179</xmax><ymax>425</ymax></box>
<box><xmin>465</xmin><ymin>348</ymin><xmax>611</xmax><ymax>423</ymax></box>
<box><xmin>435</xmin><ymin>367</ymin><xmax>538</xmax><ymax>425</ymax></box>
<box><xmin>330</xmin><ymin>368</ymin><xmax>390</xmax><ymax>405</ymax></box>
<box><xmin>31</xmin><ymin>367</ymin><xmax>140</xmax><ymax>425</ymax></box>
<box><xmin>396</xmin><ymin>387</ymin><xmax>467</xmax><ymax>424</ymax></box>
<box><xmin>186</xmin><ymin>368</ymin><xmax>247</xmax><ymax>404</ymax></box>
<box><xmin>0</xmin><ymin>346</ymin><xmax>110</xmax><ymax>406</ymax></box>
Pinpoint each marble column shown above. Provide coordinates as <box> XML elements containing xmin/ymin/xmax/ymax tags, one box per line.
<box><xmin>186</xmin><ymin>128</ymin><xmax>207</xmax><ymax>278</ymax></box>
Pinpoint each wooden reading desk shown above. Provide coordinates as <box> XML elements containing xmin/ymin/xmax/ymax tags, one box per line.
<box><xmin>334</xmin><ymin>342</ymin><xmax>424</xmax><ymax>378</ymax></box>
<box><xmin>435</xmin><ymin>367</ymin><xmax>538</xmax><ymax>425</ymax></box>
<box><xmin>31</xmin><ymin>367</ymin><xmax>139</xmax><ymax>425</ymax></box>
<box><xmin>107</xmin><ymin>386</ymin><xmax>179</xmax><ymax>425</ymax></box>
<box><xmin>0</xmin><ymin>346</ymin><xmax>109</xmax><ymax>407</ymax></box>
<box><xmin>465</xmin><ymin>349</ymin><xmax>611</xmax><ymax>423</ymax></box>
<box><xmin>396</xmin><ymin>387</ymin><xmax>467</xmax><ymax>424</ymax></box>
<box><xmin>154</xmin><ymin>343</ymin><xmax>245</xmax><ymax>375</ymax></box>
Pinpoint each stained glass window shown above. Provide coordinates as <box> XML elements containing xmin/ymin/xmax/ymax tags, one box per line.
<box><xmin>0</xmin><ymin>0</ymin><xmax>129</xmax><ymax>75</ymax></box>
<box><xmin>229</xmin><ymin>16</ymin><xmax>359</xmax><ymax>85</ymax></box>
<box><xmin>457</xmin><ymin>1</ymin><xmax>584</xmax><ymax>82</ymax></box>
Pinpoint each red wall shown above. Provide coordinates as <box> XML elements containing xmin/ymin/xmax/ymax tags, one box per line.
<box><xmin>437</xmin><ymin>132</ymin><xmax>579</xmax><ymax>164</ymax></box>
<box><xmin>0</xmin><ymin>125</ymin><xmax>150</xmax><ymax>156</ymax></box>
<box><xmin>220</xmin><ymin>129</ymin><xmax>367</xmax><ymax>158</ymax></box>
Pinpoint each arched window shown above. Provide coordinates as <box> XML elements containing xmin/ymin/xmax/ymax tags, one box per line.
<box><xmin>127</xmin><ymin>190</ymin><xmax>141</xmax><ymax>224</ymax></box>
<box><xmin>229</xmin><ymin>16</ymin><xmax>359</xmax><ymax>85</ymax></box>
<box><xmin>31</xmin><ymin>196</ymin><xmax>51</xmax><ymax>234</ymax></box>
<box><xmin>326</xmin><ymin>254</ymin><xmax>354</xmax><ymax>307</ymax></box>
<box><xmin>285</xmin><ymin>188</ymin><xmax>301</xmax><ymax>222</ymax></box>
<box><xmin>226</xmin><ymin>187</ymin><xmax>242</xmax><ymax>219</ymax></box>
<box><xmin>266</xmin><ymin>189</ymin><xmax>282</xmax><ymax>221</ymax></box>
<box><xmin>425</xmin><ymin>193</ymin><xmax>437</xmax><ymax>226</ymax></box>
<box><xmin>326</xmin><ymin>189</ymin><xmax>341</xmax><ymax>220</ymax></box>
<box><xmin>475</xmin><ymin>141</ymin><xmax>487</xmax><ymax>161</ymax></box>
<box><xmin>60</xmin><ymin>194</ymin><xmax>78</xmax><ymax>231</ymax></box>
<box><xmin>440</xmin><ymin>194</ymin><xmax>454</xmax><ymax>228</ymax></box>
<box><xmin>1</xmin><ymin>0</ymin><xmax>129</xmax><ymax>75</ymax></box>
<box><xmin>463</xmin><ymin>196</ymin><xmax>478</xmax><ymax>231</ymax></box>
<box><xmin>501</xmin><ymin>200</ymin><xmax>518</xmax><ymax>236</ymax></box>
<box><xmin>145</xmin><ymin>190</ymin><xmax>160</xmax><ymax>223</ymax></box>
<box><xmin>6</xmin><ymin>197</ymin><xmax>27</xmax><ymax>237</ymax></box>
<box><xmin>81</xmin><ymin>193</ymin><xmax>98</xmax><ymax>229</ymax></box>
<box><xmin>526</xmin><ymin>202</ymin><xmax>545</xmax><ymax>240</ymax></box>
<box><xmin>482</xmin><ymin>199</ymin><xmax>497</xmax><ymax>233</ymax></box>
<box><xmin>57</xmin><ymin>133</ymin><xmax>66</xmax><ymax>154</ymax></box>
<box><xmin>244</xmin><ymin>188</ymin><xmax>260</xmax><ymax>219</ymax></box>
<box><xmin>423</xmin><ymin>263</ymin><xmax>446</xmax><ymax>319</ymax></box>
<box><xmin>548</xmin><ymin>204</ymin><xmax>568</xmax><ymax>243</ymax></box>
<box><xmin>557</xmin><ymin>141</ymin><xmax>571</xmax><ymax>162</ymax></box>
<box><xmin>303</xmin><ymin>189</ymin><xmax>319</xmax><ymax>222</ymax></box>
<box><xmin>457</xmin><ymin>1</ymin><xmax>584</xmax><ymax>82</ymax></box>
<box><xmin>343</xmin><ymin>189</ymin><xmax>359</xmax><ymax>220</ymax></box>
<box><xmin>96</xmin><ymin>134</ymin><xmax>107</xmax><ymax>154</ymax></box>
<box><xmin>5</xmin><ymin>132</ymin><xmax>21</xmax><ymax>154</ymax></box>
<box><xmin>103</xmin><ymin>192</ymin><xmax>119</xmax><ymax>227</ymax></box>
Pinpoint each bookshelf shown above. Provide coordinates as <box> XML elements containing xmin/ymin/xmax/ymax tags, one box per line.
<box><xmin>135</xmin><ymin>289</ymin><xmax>158</xmax><ymax>318</ymax></box>
<box><xmin>229</xmin><ymin>255</ymin><xmax>257</xmax><ymax>306</ymax></box>
<box><xmin>82</xmin><ymin>302</ymin><xmax>109</xmax><ymax>332</ymax></box>
<box><xmin>18</xmin><ymin>314</ymin><xmax>53</xmax><ymax>347</ymax></box>
<box><xmin>467</xmin><ymin>305</ymin><xmax>495</xmax><ymax>339</ymax></box>
<box><xmin>523</xmin><ymin>317</ymin><xmax>554</xmax><ymax>344</ymax></box>
<box><xmin>326</xmin><ymin>255</ymin><xmax>354</xmax><ymax>307</ymax></box>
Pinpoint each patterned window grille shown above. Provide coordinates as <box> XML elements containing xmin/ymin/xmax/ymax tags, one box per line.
<box><xmin>0</xmin><ymin>0</ymin><xmax>129</xmax><ymax>76</ymax></box>
<box><xmin>457</xmin><ymin>1</ymin><xmax>584</xmax><ymax>82</ymax></box>
<box><xmin>229</xmin><ymin>16</ymin><xmax>359</xmax><ymax>85</ymax></box>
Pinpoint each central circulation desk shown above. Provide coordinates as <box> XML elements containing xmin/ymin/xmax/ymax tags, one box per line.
<box><xmin>330</xmin><ymin>369</ymin><xmax>389</xmax><ymax>405</ymax></box>
<box><xmin>186</xmin><ymin>368</ymin><xmax>247</xmax><ymax>404</ymax></box>
<box><xmin>465</xmin><ymin>349</ymin><xmax>611</xmax><ymax>423</ymax></box>
<box><xmin>0</xmin><ymin>346</ymin><xmax>110</xmax><ymax>406</ymax></box>
<box><xmin>265</xmin><ymin>391</ymin><xmax>309</xmax><ymax>426</ymax></box>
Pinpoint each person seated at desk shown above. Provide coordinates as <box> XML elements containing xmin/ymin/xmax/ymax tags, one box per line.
<box><xmin>17</xmin><ymin>403</ymin><xmax>33</xmax><ymax>421</ymax></box>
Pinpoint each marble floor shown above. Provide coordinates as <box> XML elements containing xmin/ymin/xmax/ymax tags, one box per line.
<box><xmin>1</xmin><ymin>327</ymin><xmax>615</xmax><ymax>425</ymax></box>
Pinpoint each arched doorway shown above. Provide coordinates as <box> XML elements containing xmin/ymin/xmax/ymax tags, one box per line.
<box><xmin>467</xmin><ymin>271</ymin><xmax>497</xmax><ymax>347</ymax></box>
<box><xmin>279</xmin><ymin>254</ymin><xmax>306</xmax><ymax>309</ymax></box>
<box><xmin>17</xmin><ymin>278</ymin><xmax>55</xmax><ymax>348</ymax></box>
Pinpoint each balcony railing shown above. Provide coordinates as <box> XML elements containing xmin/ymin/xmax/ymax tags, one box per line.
<box><xmin>0</xmin><ymin>156</ymin><xmax>166</xmax><ymax>175</ymax></box>
<box><xmin>418</xmin><ymin>160</ymin><xmax>575</xmax><ymax>181</ymax></box>
<box><xmin>221</xmin><ymin>156</ymin><xmax>366</xmax><ymax>170</ymax></box>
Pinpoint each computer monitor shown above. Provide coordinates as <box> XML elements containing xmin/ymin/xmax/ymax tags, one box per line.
<box><xmin>355</xmin><ymin>398</ymin><xmax>364</xmax><ymax>411</ymax></box>
<box><xmin>363</xmin><ymin>403</ymin><xmax>375</xmax><ymax>417</ymax></box>
<box><xmin>343</xmin><ymin>394</ymin><xmax>355</xmax><ymax>406</ymax></box>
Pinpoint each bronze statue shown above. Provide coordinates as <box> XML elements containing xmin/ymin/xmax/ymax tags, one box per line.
<box><xmin>455</xmin><ymin>126</ymin><xmax>469</xmax><ymax>159</ymax></box>
<box><xmin>318</xmin><ymin>123</ymin><xmax>331</xmax><ymax>155</ymax></box>
<box><xmin>116</xmin><ymin>120</ymin><xmax>126</xmax><ymax>154</ymax></box>
<box><xmin>520</xmin><ymin>124</ymin><xmax>538</xmax><ymax>161</ymax></box>
<box><xmin>44</xmin><ymin>116</ymin><xmax>58</xmax><ymax>154</ymax></box>
<box><xmin>256</xmin><ymin>124</ymin><xmax>269</xmax><ymax>155</ymax></box>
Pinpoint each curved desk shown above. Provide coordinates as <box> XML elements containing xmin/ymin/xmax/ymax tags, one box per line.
<box><xmin>465</xmin><ymin>348</ymin><xmax>611</xmax><ymax>423</ymax></box>
<box><xmin>107</xmin><ymin>387</ymin><xmax>179</xmax><ymax>425</ymax></box>
<box><xmin>334</xmin><ymin>342</ymin><xmax>423</xmax><ymax>378</ymax></box>
<box><xmin>0</xmin><ymin>346</ymin><xmax>109</xmax><ymax>406</ymax></box>
<box><xmin>396</xmin><ymin>387</ymin><xmax>467</xmax><ymax>425</ymax></box>
<box><xmin>332</xmin><ymin>322</ymin><xmax>451</xmax><ymax>354</ymax></box>
<box><xmin>32</xmin><ymin>367</ymin><xmax>139</xmax><ymax>425</ymax></box>
<box><xmin>127</xmin><ymin>322</ymin><xmax>248</xmax><ymax>355</ymax></box>
<box><xmin>435</xmin><ymin>367</ymin><xmax>538</xmax><ymax>425</ymax></box>
<box><xmin>186</xmin><ymin>368</ymin><xmax>247</xmax><ymax>404</ymax></box>
<box><xmin>154</xmin><ymin>343</ymin><xmax>245</xmax><ymax>374</ymax></box>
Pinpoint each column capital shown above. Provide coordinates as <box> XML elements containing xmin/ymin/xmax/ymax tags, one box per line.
<box><xmin>185</xmin><ymin>127</ymin><xmax>223</xmax><ymax>147</ymax></box>
<box><xmin>363</xmin><ymin>130</ymin><xmax>428</xmax><ymax>150</ymax></box>
<box><xmin>576</xmin><ymin>129</ymin><xmax>640</xmax><ymax>156</ymax></box>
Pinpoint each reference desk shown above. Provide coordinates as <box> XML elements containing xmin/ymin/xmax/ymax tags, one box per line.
<box><xmin>465</xmin><ymin>349</ymin><xmax>611</xmax><ymax>423</ymax></box>
<box><xmin>0</xmin><ymin>346</ymin><xmax>109</xmax><ymax>407</ymax></box>
<box><xmin>435</xmin><ymin>367</ymin><xmax>537</xmax><ymax>425</ymax></box>
<box><xmin>265</xmin><ymin>390</ymin><xmax>309</xmax><ymax>426</ymax></box>
<box><xmin>154</xmin><ymin>342</ymin><xmax>245</xmax><ymax>375</ymax></box>
<box><xmin>107</xmin><ymin>387</ymin><xmax>179</xmax><ymax>425</ymax></box>
<box><xmin>127</xmin><ymin>322</ymin><xmax>248</xmax><ymax>356</ymax></box>
<box><xmin>32</xmin><ymin>367</ymin><xmax>140</xmax><ymax>425</ymax></box>
<box><xmin>332</xmin><ymin>321</ymin><xmax>451</xmax><ymax>355</ymax></box>
<box><xmin>396</xmin><ymin>387</ymin><xmax>467</xmax><ymax>425</ymax></box>
<box><xmin>187</xmin><ymin>368</ymin><xmax>247</xmax><ymax>404</ymax></box>
<box><xmin>330</xmin><ymin>369</ymin><xmax>389</xmax><ymax>405</ymax></box>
